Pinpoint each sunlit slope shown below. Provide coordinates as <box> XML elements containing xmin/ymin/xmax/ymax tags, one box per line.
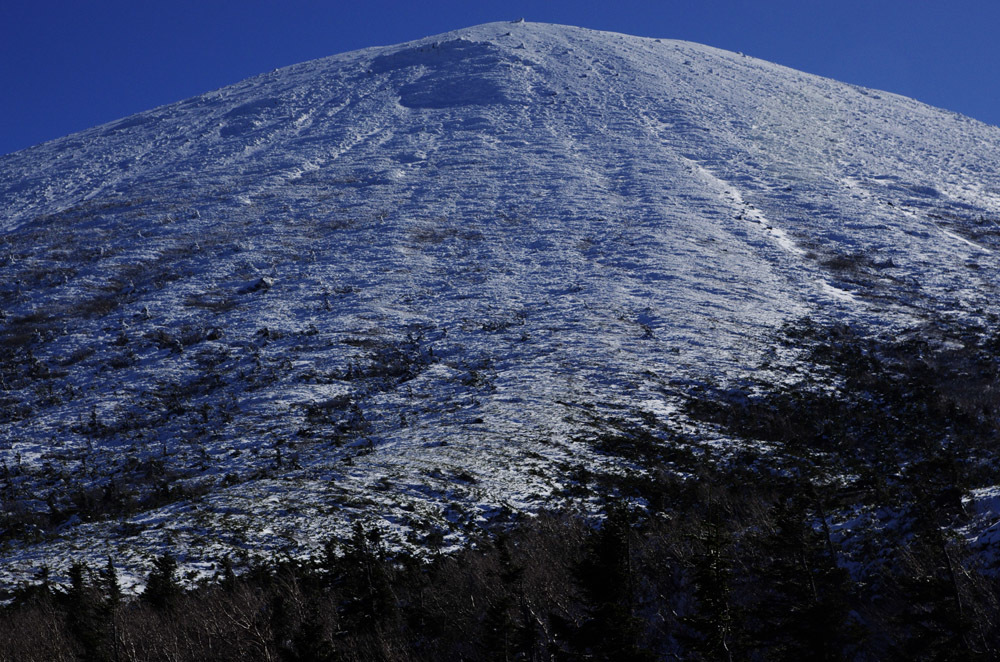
<box><xmin>2</xmin><ymin>21</ymin><xmax>1000</xmax><ymax>589</ymax></box>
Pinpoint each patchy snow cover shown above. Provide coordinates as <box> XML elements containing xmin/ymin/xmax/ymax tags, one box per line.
<box><xmin>2</xmin><ymin>21</ymin><xmax>1000</xmax><ymax>591</ymax></box>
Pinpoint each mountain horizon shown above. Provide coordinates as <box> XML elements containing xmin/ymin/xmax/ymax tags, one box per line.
<box><xmin>2</xmin><ymin>20</ymin><xmax>1000</xmax><ymax>596</ymax></box>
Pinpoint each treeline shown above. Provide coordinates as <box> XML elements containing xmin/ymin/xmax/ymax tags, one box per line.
<box><xmin>1</xmin><ymin>467</ymin><xmax>996</xmax><ymax>661</ymax></box>
<box><xmin>3</xmin><ymin>316</ymin><xmax>1000</xmax><ymax>660</ymax></box>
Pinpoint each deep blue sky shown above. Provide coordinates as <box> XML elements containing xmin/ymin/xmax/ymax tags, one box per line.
<box><xmin>3</xmin><ymin>1</ymin><xmax>1000</xmax><ymax>156</ymax></box>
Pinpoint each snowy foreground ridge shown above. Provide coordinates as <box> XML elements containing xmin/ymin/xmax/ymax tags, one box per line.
<box><xmin>2</xmin><ymin>21</ymin><xmax>1000</xmax><ymax>592</ymax></box>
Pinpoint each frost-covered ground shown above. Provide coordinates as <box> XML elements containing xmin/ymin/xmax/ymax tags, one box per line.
<box><xmin>3</xmin><ymin>21</ymin><xmax>1000</xmax><ymax>592</ymax></box>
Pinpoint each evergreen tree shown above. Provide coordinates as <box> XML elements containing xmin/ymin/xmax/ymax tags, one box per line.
<box><xmin>218</xmin><ymin>555</ymin><xmax>238</xmax><ymax>592</ymax></box>
<box><xmin>682</xmin><ymin>510</ymin><xmax>740</xmax><ymax>661</ymax></box>
<box><xmin>12</xmin><ymin>565</ymin><xmax>55</xmax><ymax>608</ymax></box>
<box><xmin>570</xmin><ymin>502</ymin><xmax>656</xmax><ymax>661</ymax></box>
<box><xmin>142</xmin><ymin>551</ymin><xmax>181</xmax><ymax>610</ymax></box>
<box><xmin>100</xmin><ymin>557</ymin><xmax>122</xmax><ymax>662</ymax></box>
<box><xmin>288</xmin><ymin>614</ymin><xmax>337</xmax><ymax>662</ymax></box>
<box><xmin>482</xmin><ymin>532</ymin><xmax>536</xmax><ymax>662</ymax></box>
<box><xmin>889</xmin><ymin>507</ymin><xmax>981</xmax><ymax>661</ymax></box>
<box><xmin>337</xmin><ymin>520</ymin><xmax>396</xmax><ymax>633</ymax></box>
<box><xmin>100</xmin><ymin>556</ymin><xmax>122</xmax><ymax>610</ymax></box>
<box><xmin>65</xmin><ymin>560</ymin><xmax>110</xmax><ymax>662</ymax></box>
<box><xmin>748</xmin><ymin>492</ymin><xmax>856</xmax><ymax>660</ymax></box>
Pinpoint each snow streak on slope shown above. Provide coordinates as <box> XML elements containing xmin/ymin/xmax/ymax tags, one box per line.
<box><xmin>2</xmin><ymin>22</ymin><xmax>1000</xmax><ymax>590</ymax></box>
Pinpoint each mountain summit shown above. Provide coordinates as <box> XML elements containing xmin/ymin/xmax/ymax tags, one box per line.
<box><xmin>2</xmin><ymin>22</ymin><xmax>1000</xmax><ymax>590</ymax></box>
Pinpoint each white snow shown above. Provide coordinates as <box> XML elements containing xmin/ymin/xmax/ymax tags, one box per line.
<box><xmin>2</xmin><ymin>21</ymin><xmax>1000</xmax><ymax>591</ymax></box>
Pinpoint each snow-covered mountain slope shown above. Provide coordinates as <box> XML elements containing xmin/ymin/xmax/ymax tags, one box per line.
<box><xmin>3</xmin><ymin>21</ymin><xmax>1000</xmax><ymax>591</ymax></box>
